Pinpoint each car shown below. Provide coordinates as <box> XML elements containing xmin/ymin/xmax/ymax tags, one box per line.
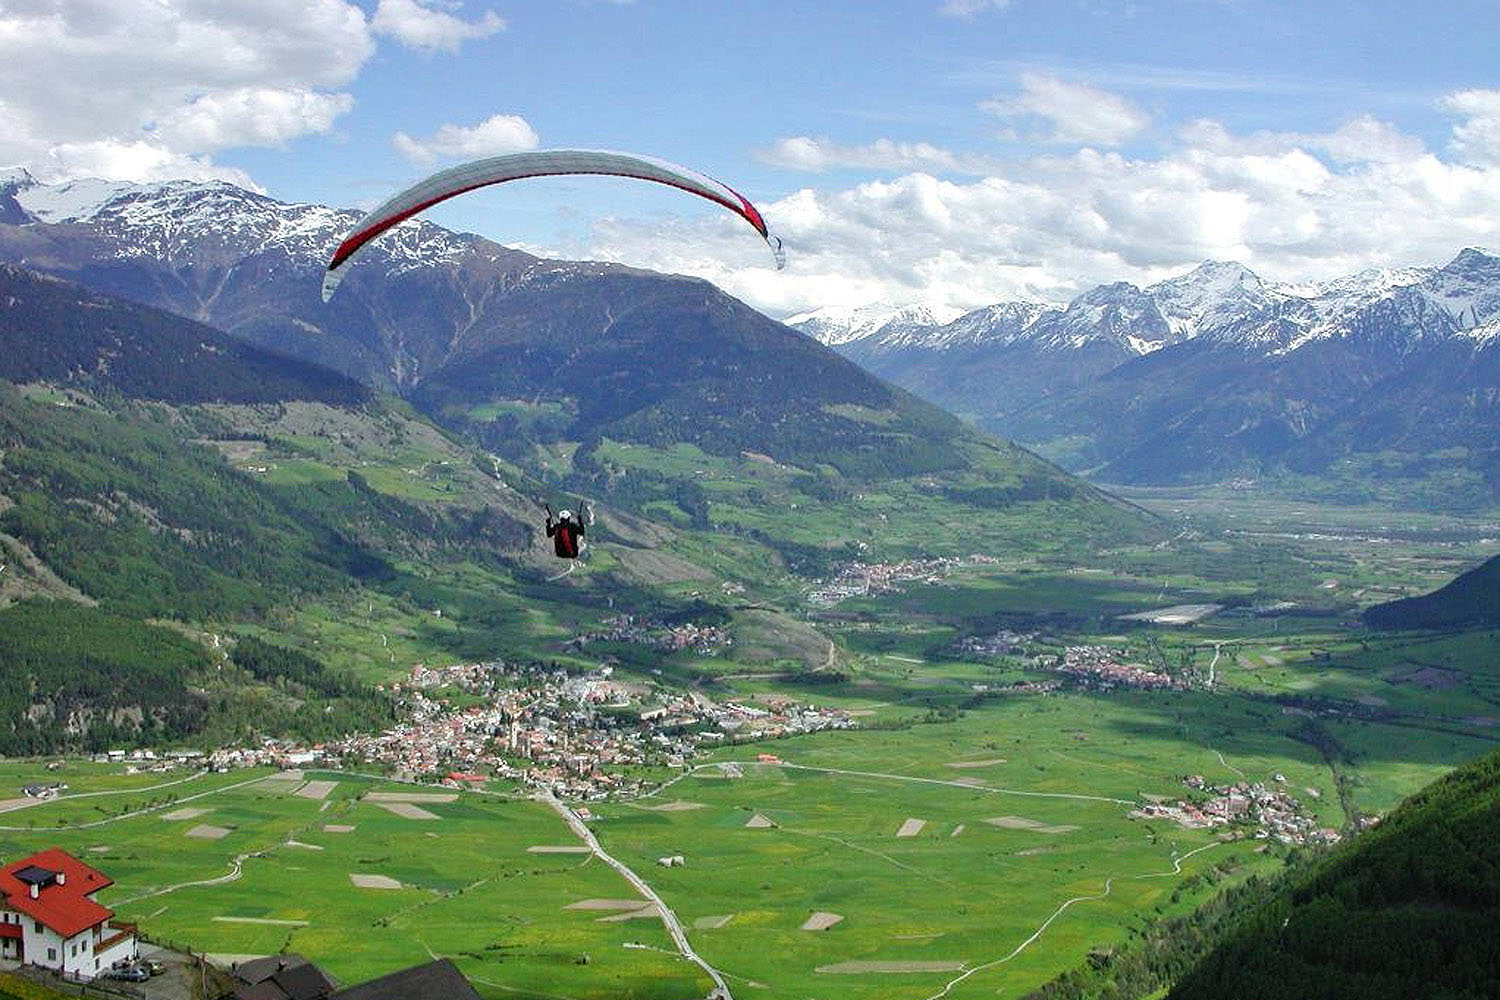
<box><xmin>108</xmin><ymin>966</ymin><xmax>149</xmax><ymax>983</ymax></box>
<box><xmin>144</xmin><ymin>958</ymin><xmax>165</xmax><ymax>976</ymax></box>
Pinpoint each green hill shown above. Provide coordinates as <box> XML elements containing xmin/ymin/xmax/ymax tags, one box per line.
<box><xmin>1363</xmin><ymin>554</ymin><xmax>1500</xmax><ymax>630</ymax></box>
<box><xmin>0</xmin><ymin>182</ymin><xmax>1159</xmax><ymax>562</ymax></box>
<box><xmin>1169</xmin><ymin>746</ymin><xmax>1500</xmax><ymax>1000</ymax></box>
<box><xmin>1023</xmin><ymin>747</ymin><xmax>1500</xmax><ymax>1000</ymax></box>
<box><xmin>0</xmin><ymin>264</ymin><xmax>370</xmax><ymax>406</ymax></box>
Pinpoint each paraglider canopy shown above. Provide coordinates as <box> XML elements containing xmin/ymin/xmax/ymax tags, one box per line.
<box><xmin>322</xmin><ymin>148</ymin><xmax>785</xmax><ymax>301</ymax></box>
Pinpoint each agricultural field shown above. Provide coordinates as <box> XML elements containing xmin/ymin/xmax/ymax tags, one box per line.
<box><xmin>1</xmin><ymin>665</ymin><xmax>1469</xmax><ymax>1000</ymax></box>
<box><xmin>1</xmin><ymin>618</ymin><xmax>1497</xmax><ymax>1000</ymax></box>
<box><xmin>2</xmin><ymin>471</ymin><xmax>1498</xmax><ymax>997</ymax></box>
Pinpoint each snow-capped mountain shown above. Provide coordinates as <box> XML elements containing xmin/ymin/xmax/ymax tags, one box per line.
<box><xmin>0</xmin><ymin>170</ymin><xmax>609</xmax><ymax>392</ymax></box>
<box><xmin>1</xmin><ymin>170</ymin><xmax>1089</xmax><ymax>508</ymax></box>
<box><xmin>795</xmin><ymin>252</ymin><xmax>1498</xmax><ymax>364</ymax></box>
<box><xmin>786</xmin><ymin>302</ymin><xmax>962</xmax><ymax>347</ymax></box>
<box><xmin>1</xmin><ymin>168</ymin><xmax>501</xmax><ymax>281</ymax></box>
<box><xmin>794</xmin><ymin>248</ymin><xmax>1500</xmax><ymax>502</ymax></box>
<box><xmin>2</xmin><ymin>167</ymin><xmax>1496</xmax><ymax>503</ymax></box>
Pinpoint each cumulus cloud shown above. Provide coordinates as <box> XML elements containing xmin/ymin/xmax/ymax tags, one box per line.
<box><xmin>155</xmin><ymin>88</ymin><xmax>356</xmax><ymax>151</ymax></box>
<box><xmin>372</xmin><ymin>0</ymin><xmax>505</xmax><ymax>53</ymax></box>
<box><xmin>38</xmin><ymin>140</ymin><xmax>263</xmax><ymax>191</ymax></box>
<box><xmin>583</xmin><ymin>100</ymin><xmax>1500</xmax><ymax>319</ymax></box>
<box><xmin>982</xmin><ymin>73</ymin><xmax>1150</xmax><ymax>146</ymax></box>
<box><xmin>0</xmin><ymin>0</ymin><xmax>373</xmax><ymax>183</ymax></box>
<box><xmin>756</xmin><ymin>136</ymin><xmax>1002</xmax><ymax>175</ymax></box>
<box><xmin>1442</xmin><ymin>89</ymin><xmax>1500</xmax><ymax>166</ymax></box>
<box><xmin>1179</xmin><ymin>115</ymin><xmax>1426</xmax><ymax>165</ymax></box>
<box><xmin>393</xmin><ymin>114</ymin><xmax>541</xmax><ymax>164</ymax></box>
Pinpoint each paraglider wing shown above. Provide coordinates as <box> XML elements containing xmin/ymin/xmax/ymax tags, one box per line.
<box><xmin>322</xmin><ymin>149</ymin><xmax>784</xmax><ymax>301</ymax></box>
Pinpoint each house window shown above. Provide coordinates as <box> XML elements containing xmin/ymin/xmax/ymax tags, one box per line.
<box><xmin>35</xmin><ymin>921</ymin><xmax>42</xmax><ymax>933</ymax></box>
<box><xmin>47</xmin><ymin>947</ymin><xmax>56</xmax><ymax>962</ymax></box>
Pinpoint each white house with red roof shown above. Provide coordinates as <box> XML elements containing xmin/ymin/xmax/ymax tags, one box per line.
<box><xmin>0</xmin><ymin>848</ymin><xmax>137</xmax><ymax>979</ymax></box>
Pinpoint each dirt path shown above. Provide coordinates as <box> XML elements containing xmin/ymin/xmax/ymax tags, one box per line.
<box><xmin>113</xmin><ymin>848</ymin><xmax>266</xmax><ymax>906</ymax></box>
<box><xmin>921</xmin><ymin>842</ymin><xmax>1223</xmax><ymax>1000</ymax></box>
<box><xmin>0</xmin><ymin>772</ymin><xmax>274</xmax><ymax>832</ymax></box>
<box><xmin>776</xmin><ymin>762</ymin><xmax>1136</xmax><ymax>806</ymax></box>
<box><xmin>777</xmin><ymin>825</ymin><xmax>930</xmax><ymax>877</ymax></box>
<box><xmin>1215</xmin><ymin>749</ymin><xmax>1247</xmax><ymax>781</ymax></box>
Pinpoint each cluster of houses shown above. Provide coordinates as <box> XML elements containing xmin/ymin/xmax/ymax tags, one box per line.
<box><xmin>1039</xmin><ymin>645</ymin><xmax>1178</xmax><ymax>691</ymax></box>
<box><xmin>86</xmin><ymin>747</ymin><xmax>206</xmax><ymax>774</ymax></box>
<box><xmin>807</xmin><ymin>555</ymin><xmax>984</xmax><ymax>606</ymax></box>
<box><xmin>1131</xmin><ymin>775</ymin><xmax>1341</xmax><ymax>846</ymax></box>
<box><xmin>954</xmin><ymin>629</ymin><xmax>1038</xmax><ymax>659</ymax></box>
<box><xmin>201</xmin><ymin>661</ymin><xmax>854</xmax><ymax>800</ymax></box>
<box><xmin>564</xmin><ymin>614</ymin><xmax>732</xmax><ymax>656</ymax></box>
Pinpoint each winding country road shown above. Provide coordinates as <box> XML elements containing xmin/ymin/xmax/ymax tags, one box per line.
<box><xmin>539</xmin><ymin>790</ymin><xmax>733</xmax><ymax>1000</ymax></box>
<box><xmin>0</xmin><ymin>771</ymin><xmax>273</xmax><ymax>832</ymax></box>
<box><xmin>921</xmin><ymin>841</ymin><xmax>1223</xmax><ymax>1000</ymax></box>
<box><xmin>777</xmin><ymin>761</ymin><xmax>1138</xmax><ymax>806</ymax></box>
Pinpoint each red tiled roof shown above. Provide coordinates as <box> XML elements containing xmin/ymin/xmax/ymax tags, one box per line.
<box><xmin>0</xmin><ymin>848</ymin><xmax>114</xmax><ymax>938</ymax></box>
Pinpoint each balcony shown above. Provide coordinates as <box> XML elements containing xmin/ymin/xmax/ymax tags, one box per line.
<box><xmin>97</xmin><ymin>920</ymin><xmax>136</xmax><ymax>952</ymax></box>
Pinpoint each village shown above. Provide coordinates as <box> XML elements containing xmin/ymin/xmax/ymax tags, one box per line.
<box><xmin>957</xmin><ymin>630</ymin><xmax>1181</xmax><ymax>692</ymax></box>
<box><xmin>200</xmin><ymin>660</ymin><xmax>855</xmax><ymax>800</ymax></box>
<box><xmin>1131</xmin><ymin>774</ymin><xmax>1342</xmax><ymax>847</ymax></box>
<box><xmin>1040</xmin><ymin>644</ymin><xmax>1179</xmax><ymax>691</ymax></box>
<box><xmin>807</xmin><ymin>554</ymin><xmax>999</xmax><ymax>607</ymax></box>
<box><xmin>563</xmin><ymin>614</ymin><xmax>733</xmax><ymax>657</ymax></box>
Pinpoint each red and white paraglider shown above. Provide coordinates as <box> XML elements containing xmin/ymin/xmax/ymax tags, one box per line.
<box><xmin>321</xmin><ymin>149</ymin><xmax>785</xmax><ymax>301</ymax></box>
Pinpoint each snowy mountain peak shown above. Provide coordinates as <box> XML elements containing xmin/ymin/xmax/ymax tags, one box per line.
<box><xmin>2</xmin><ymin>173</ymin><xmax>501</xmax><ymax>279</ymax></box>
<box><xmin>1422</xmin><ymin>247</ymin><xmax>1500</xmax><ymax>330</ymax></box>
<box><xmin>1148</xmin><ymin>260</ymin><xmax>1275</xmax><ymax>339</ymax></box>
<box><xmin>1152</xmin><ymin>260</ymin><xmax>1263</xmax><ymax>296</ymax></box>
<box><xmin>1445</xmin><ymin>246</ymin><xmax>1499</xmax><ymax>272</ymax></box>
<box><xmin>786</xmin><ymin>302</ymin><xmax>962</xmax><ymax>346</ymax></box>
<box><xmin>0</xmin><ymin>167</ymin><xmax>37</xmax><ymax>191</ymax></box>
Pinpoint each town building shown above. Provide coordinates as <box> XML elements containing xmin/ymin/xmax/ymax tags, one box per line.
<box><xmin>0</xmin><ymin>848</ymin><xmax>137</xmax><ymax>979</ymax></box>
<box><xmin>330</xmin><ymin>958</ymin><xmax>482</xmax><ymax>1000</ymax></box>
<box><xmin>225</xmin><ymin>953</ymin><xmax>338</xmax><ymax>1000</ymax></box>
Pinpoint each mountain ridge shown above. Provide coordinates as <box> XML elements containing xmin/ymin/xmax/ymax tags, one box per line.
<box><xmin>790</xmin><ymin>249</ymin><xmax>1500</xmax><ymax>502</ymax></box>
<box><xmin>0</xmin><ymin>170</ymin><xmax>1141</xmax><ymax>518</ymax></box>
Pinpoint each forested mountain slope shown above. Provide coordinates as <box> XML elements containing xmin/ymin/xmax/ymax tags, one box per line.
<box><xmin>1169</xmin><ymin>746</ymin><xmax>1500</xmax><ymax>1000</ymax></box>
<box><xmin>1363</xmin><ymin>553</ymin><xmax>1500</xmax><ymax>630</ymax></box>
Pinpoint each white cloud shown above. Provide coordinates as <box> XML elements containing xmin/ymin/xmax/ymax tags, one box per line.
<box><xmin>372</xmin><ymin>0</ymin><xmax>504</xmax><ymax>53</ymax></box>
<box><xmin>583</xmin><ymin>98</ymin><xmax>1500</xmax><ymax>319</ymax></box>
<box><xmin>155</xmin><ymin>89</ymin><xmax>356</xmax><ymax>151</ymax></box>
<box><xmin>40</xmin><ymin>140</ymin><xmax>262</xmax><ymax>190</ymax></box>
<box><xmin>982</xmin><ymin>73</ymin><xmax>1150</xmax><ymax>146</ymax></box>
<box><xmin>939</xmin><ymin>0</ymin><xmax>1013</xmax><ymax>16</ymax></box>
<box><xmin>393</xmin><ymin>114</ymin><xmax>541</xmax><ymax>165</ymax></box>
<box><xmin>756</xmin><ymin>136</ymin><xmax>1002</xmax><ymax>175</ymax></box>
<box><xmin>0</xmin><ymin>0</ymin><xmax>372</xmax><ymax>183</ymax></box>
<box><xmin>1442</xmin><ymin>89</ymin><xmax>1500</xmax><ymax>166</ymax></box>
<box><xmin>1180</xmin><ymin>115</ymin><xmax>1426</xmax><ymax>165</ymax></box>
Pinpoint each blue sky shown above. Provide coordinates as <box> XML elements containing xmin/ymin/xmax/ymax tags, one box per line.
<box><xmin>4</xmin><ymin>1</ymin><xmax>1500</xmax><ymax>315</ymax></box>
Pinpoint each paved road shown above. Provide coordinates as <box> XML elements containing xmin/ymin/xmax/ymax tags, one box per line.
<box><xmin>540</xmin><ymin>791</ymin><xmax>732</xmax><ymax>1000</ymax></box>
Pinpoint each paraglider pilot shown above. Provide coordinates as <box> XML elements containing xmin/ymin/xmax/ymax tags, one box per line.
<box><xmin>545</xmin><ymin>503</ymin><xmax>587</xmax><ymax>559</ymax></box>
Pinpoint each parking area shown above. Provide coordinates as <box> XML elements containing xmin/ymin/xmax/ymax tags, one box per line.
<box><xmin>128</xmin><ymin>944</ymin><xmax>213</xmax><ymax>1000</ymax></box>
<box><xmin>1</xmin><ymin>945</ymin><xmax>215</xmax><ymax>1000</ymax></box>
